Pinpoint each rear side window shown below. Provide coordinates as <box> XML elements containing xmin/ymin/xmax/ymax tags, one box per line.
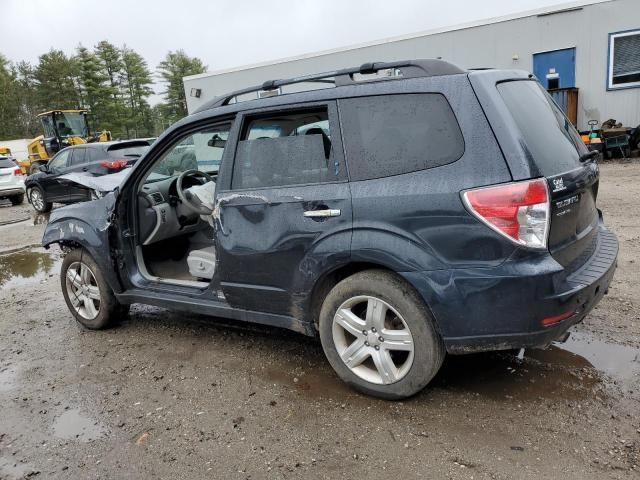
<box><xmin>497</xmin><ymin>80</ymin><xmax>587</xmax><ymax>176</ymax></box>
<box><xmin>339</xmin><ymin>94</ymin><xmax>464</xmax><ymax>181</ymax></box>
<box><xmin>0</xmin><ymin>158</ymin><xmax>16</xmax><ymax>168</ymax></box>
<box><xmin>232</xmin><ymin>108</ymin><xmax>338</xmax><ymax>189</ymax></box>
<box><xmin>70</xmin><ymin>148</ymin><xmax>86</xmax><ymax>166</ymax></box>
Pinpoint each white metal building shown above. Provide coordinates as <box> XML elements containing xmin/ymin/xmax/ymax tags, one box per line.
<box><xmin>183</xmin><ymin>0</ymin><xmax>640</xmax><ymax>131</ymax></box>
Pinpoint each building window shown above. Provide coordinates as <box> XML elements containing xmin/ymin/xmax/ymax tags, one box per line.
<box><xmin>608</xmin><ymin>29</ymin><xmax>640</xmax><ymax>90</ymax></box>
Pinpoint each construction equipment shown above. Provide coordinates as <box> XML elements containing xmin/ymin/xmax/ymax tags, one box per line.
<box><xmin>0</xmin><ymin>146</ymin><xmax>12</xmax><ymax>157</ymax></box>
<box><xmin>19</xmin><ymin>110</ymin><xmax>112</xmax><ymax>174</ymax></box>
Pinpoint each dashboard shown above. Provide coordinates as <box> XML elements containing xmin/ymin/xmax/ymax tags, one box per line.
<box><xmin>138</xmin><ymin>176</ymin><xmax>207</xmax><ymax>245</ymax></box>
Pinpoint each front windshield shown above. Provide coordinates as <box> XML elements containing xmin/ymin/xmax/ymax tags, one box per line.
<box><xmin>145</xmin><ymin>125</ymin><xmax>230</xmax><ymax>184</ymax></box>
<box><xmin>54</xmin><ymin>112</ymin><xmax>88</xmax><ymax>138</ymax></box>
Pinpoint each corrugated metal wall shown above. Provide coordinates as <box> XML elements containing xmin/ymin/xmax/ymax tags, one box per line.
<box><xmin>184</xmin><ymin>0</ymin><xmax>640</xmax><ymax>131</ymax></box>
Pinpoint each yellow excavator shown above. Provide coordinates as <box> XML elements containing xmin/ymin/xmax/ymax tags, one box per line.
<box><xmin>19</xmin><ymin>110</ymin><xmax>112</xmax><ymax>174</ymax></box>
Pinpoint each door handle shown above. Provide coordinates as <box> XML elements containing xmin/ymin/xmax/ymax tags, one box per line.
<box><xmin>303</xmin><ymin>209</ymin><xmax>341</xmax><ymax>218</ymax></box>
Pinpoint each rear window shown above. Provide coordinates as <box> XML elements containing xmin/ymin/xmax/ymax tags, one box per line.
<box><xmin>338</xmin><ymin>93</ymin><xmax>464</xmax><ymax>181</ymax></box>
<box><xmin>497</xmin><ymin>80</ymin><xmax>587</xmax><ymax>176</ymax></box>
<box><xmin>0</xmin><ymin>158</ymin><xmax>16</xmax><ymax>169</ymax></box>
<box><xmin>107</xmin><ymin>143</ymin><xmax>150</xmax><ymax>158</ymax></box>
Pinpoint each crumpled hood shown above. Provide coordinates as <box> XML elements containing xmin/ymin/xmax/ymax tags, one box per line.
<box><xmin>59</xmin><ymin>169</ymin><xmax>132</xmax><ymax>192</ymax></box>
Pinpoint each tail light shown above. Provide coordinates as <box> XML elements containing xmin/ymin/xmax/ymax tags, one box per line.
<box><xmin>462</xmin><ymin>178</ymin><xmax>550</xmax><ymax>249</ymax></box>
<box><xmin>542</xmin><ymin>309</ymin><xmax>576</xmax><ymax>327</ymax></box>
<box><xmin>100</xmin><ymin>159</ymin><xmax>128</xmax><ymax>170</ymax></box>
<box><xmin>13</xmin><ymin>167</ymin><xmax>23</xmax><ymax>176</ymax></box>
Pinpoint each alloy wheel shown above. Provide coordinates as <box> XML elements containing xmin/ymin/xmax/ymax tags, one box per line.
<box><xmin>30</xmin><ymin>189</ymin><xmax>44</xmax><ymax>211</ymax></box>
<box><xmin>332</xmin><ymin>295</ymin><xmax>415</xmax><ymax>385</ymax></box>
<box><xmin>65</xmin><ymin>261</ymin><xmax>101</xmax><ymax>320</ymax></box>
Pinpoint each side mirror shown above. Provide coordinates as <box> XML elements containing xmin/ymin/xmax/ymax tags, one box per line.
<box><xmin>39</xmin><ymin>164</ymin><xmax>48</xmax><ymax>173</ymax></box>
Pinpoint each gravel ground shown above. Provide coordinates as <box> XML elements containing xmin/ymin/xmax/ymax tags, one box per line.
<box><xmin>0</xmin><ymin>162</ymin><xmax>639</xmax><ymax>479</ymax></box>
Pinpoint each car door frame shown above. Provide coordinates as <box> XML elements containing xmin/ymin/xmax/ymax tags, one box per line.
<box><xmin>115</xmin><ymin>115</ymin><xmax>240</xmax><ymax>298</ymax></box>
<box><xmin>213</xmin><ymin>100</ymin><xmax>353</xmax><ymax>317</ymax></box>
<box><xmin>39</xmin><ymin>148</ymin><xmax>73</xmax><ymax>201</ymax></box>
<box><xmin>62</xmin><ymin>146</ymin><xmax>94</xmax><ymax>201</ymax></box>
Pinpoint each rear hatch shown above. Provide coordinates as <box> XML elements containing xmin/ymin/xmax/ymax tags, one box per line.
<box><xmin>106</xmin><ymin>141</ymin><xmax>150</xmax><ymax>167</ymax></box>
<box><xmin>497</xmin><ymin>79</ymin><xmax>599</xmax><ymax>272</ymax></box>
<box><xmin>0</xmin><ymin>158</ymin><xmax>18</xmax><ymax>185</ymax></box>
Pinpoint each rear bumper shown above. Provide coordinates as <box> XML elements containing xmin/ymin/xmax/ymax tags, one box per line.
<box><xmin>402</xmin><ymin>223</ymin><xmax>618</xmax><ymax>354</ymax></box>
<box><xmin>0</xmin><ymin>186</ymin><xmax>26</xmax><ymax>198</ymax></box>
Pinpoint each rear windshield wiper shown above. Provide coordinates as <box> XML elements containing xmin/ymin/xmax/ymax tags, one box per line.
<box><xmin>579</xmin><ymin>150</ymin><xmax>598</xmax><ymax>163</ymax></box>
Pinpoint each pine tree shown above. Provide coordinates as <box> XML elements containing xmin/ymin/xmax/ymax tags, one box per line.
<box><xmin>14</xmin><ymin>61</ymin><xmax>40</xmax><ymax>137</ymax></box>
<box><xmin>33</xmin><ymin>49</ymin><xmax>80</xmax><ymax>111</ymax></box>
<box><xmin>95</xmin><ymin>41</ymin><xmax>126</xmax><ymax>136</ymax></box>
<box><xmin>75</xmin><ymin>45</ymin><xmax>117</xmax><ymax>136</ymax></box>
<box><xmin>157</xmin><ymin>50</ymin><xmax>206</xmax><ymax>122</ymax></box>
<box><xmin>121</xmin><ymin>46</ymin><xmax>154</xmax><ymax>137</ymax></box>
<box><xmin>0</xmin><ymin>54</ymin><xmax>21</xmax><ymax>139</ymax></box>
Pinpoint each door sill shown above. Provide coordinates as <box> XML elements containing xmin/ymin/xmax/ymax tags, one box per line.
<box><xmin>135</xmin><ymin>246</ymin><xmax>210</xmax><ymax>289</ymax></box>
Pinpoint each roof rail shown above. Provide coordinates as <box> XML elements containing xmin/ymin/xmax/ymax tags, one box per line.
<box><xmin>204</xmin><ymin>59</ymin><xmax>464</xmax><ymax>109</ymax></box>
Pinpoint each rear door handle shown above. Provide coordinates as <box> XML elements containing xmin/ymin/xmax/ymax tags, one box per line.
<box><xmin>303</xmin><ymin>209</ymin><xmax>341</xmax><ymax>218</ymax></box>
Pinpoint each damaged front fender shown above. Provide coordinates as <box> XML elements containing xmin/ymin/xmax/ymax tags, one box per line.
<box><xmin>42</xmin><ymin>192</ymin><xmax>123</xmax><ymax>292</ymax></box>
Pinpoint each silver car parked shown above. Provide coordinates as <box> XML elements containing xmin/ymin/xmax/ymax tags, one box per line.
<box><xmin>0</xmin><ymin>156</ymin><xmax>25</xmax><ymax>205</ymax></box>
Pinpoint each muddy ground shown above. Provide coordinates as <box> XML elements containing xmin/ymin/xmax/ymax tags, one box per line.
<box><xmin>0</xmin><ymin>162</ymin><xmax>639</xmax><ymax>480</ymax></box>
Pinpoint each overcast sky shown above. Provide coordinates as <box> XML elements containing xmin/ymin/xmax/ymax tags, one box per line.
<box><xmin>3</xmin><ymin>0</ymin><xmax>574</xmax><ymax>96</ymax></box>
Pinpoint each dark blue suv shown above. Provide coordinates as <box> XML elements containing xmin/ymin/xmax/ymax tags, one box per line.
<box><xmin>42</xmin><ymin>60</ymin><xmax>618</xmax><ymax>399</ymax></box>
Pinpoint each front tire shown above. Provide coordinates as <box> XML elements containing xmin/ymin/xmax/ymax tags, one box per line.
<box><xmin>29</xmin><ymin>187</ymin><xmax>52</xmax><ymax>213</ymax></box>
<box><xmin>10</xmin><ymin>194</ymin><xmax>24</xmax><ymax>205</ymax></box>
<box><xmin>60</xmin><ymin>248</ymin><xmax>127</xmax><ymax>329</ymax></box>
<box><xmin>319</xmin><ymin>270</ymin><xmax>445</xmax><ymax>400</ymax></box>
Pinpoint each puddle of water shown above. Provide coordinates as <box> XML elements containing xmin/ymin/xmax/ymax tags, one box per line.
<box><xmin>555</xmin><ymin>331</ymin><xmax>640</xmax><ymax>381</ymax></box>
<box><xmin>0</xmin><ymin>367</ymin><xmax>18</xmax><ymax>392</ymax></box>
<box><xmin>434</xmin><ymin>347</ymin><xmax>597</xmax><ymax>401</ymax></box>
<box><xmin>31</xmin><ymin>211</ymin><xmax>50</xmax><ymax>226</ymax></box>
<box><xmin>0</xmin><ymin>211</ymin><xmax>50</xmax><ymax>229</ymax></box>
<box><xmin>0</xmin><ymin>248</ymin><xmax>61</xmax><ymax>289</ymax></box>
<box><xmin>53</xmin><ymin>409</ymin><xmax>105</xmax><ymax>442</ymax></box>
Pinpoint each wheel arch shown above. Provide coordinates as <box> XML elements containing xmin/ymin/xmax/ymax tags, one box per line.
<box><xmin>26</xmin><ymin>182</ymin><xmax>47</xmax><ymax>202</ymax></box>
<box><xmin>43</xmin><ymin>217</ymin><xmax>123</xmax><ymax>293</ymax></box>
<box><xmin>305</xmin><ymin>262</ymin><xmax>444</xmax><ymax>336</ymax></box>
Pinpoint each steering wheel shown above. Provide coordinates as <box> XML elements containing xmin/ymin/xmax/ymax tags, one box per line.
<box><xmin>176</xmin><ymin>169</ymin><xmax>215</xmax><ymax>215</ymax></box>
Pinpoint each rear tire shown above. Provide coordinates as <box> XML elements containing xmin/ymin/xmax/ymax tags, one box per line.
<box><xmin>60</xmin><ymin>248</ymin><xmax>126</xmax><ymax>330</ymax></box>
<box><xmin>319</xmin><ymin>269</ymin><xmax>445</xmax><ymax>400</ymax></box>
<box><xmin>10</xmin><ymin>194</ymin><xmax>24</xmax><ymax>205</ymax></box>
<box><xmin>29</xmin><ymin>186</ymin><xmax>52</xmax><ymax>213</ymax></box>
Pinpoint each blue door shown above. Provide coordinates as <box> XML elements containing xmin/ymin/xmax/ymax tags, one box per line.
<box><xmin>533</xmin><ymin>48</ymin><xmax>576</xmax><ymax>89</ymax></box>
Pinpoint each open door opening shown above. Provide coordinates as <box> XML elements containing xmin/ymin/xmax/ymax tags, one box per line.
<box><xmin>134</xmin><ymin>124</ymin><xmax>230</xmax><ymax>287</ymax></box>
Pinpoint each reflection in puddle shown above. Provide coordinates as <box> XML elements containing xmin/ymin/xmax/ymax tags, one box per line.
<box><xmin>436</xmin><ymin>348</ymin><xmax>597</xmax><ymax>401</ymax></box>
<box><xmin>556</xmin><ymin>331</ymin><xmax>640</xmax><ymax>381</ymax></box>
<box><xmin>53</xmin><ymin>409</ymin><xmax>105</xmax><ymax>442</ymax></box>
<box><xmin>261</xmin><ymin>331</ymin><xmax>639</xmax><ymax>403</ymax></box>
<box><xmin>0</xmin><ymin>248</ymin><xmax>61</xmax><ymax>288</ymax></box>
